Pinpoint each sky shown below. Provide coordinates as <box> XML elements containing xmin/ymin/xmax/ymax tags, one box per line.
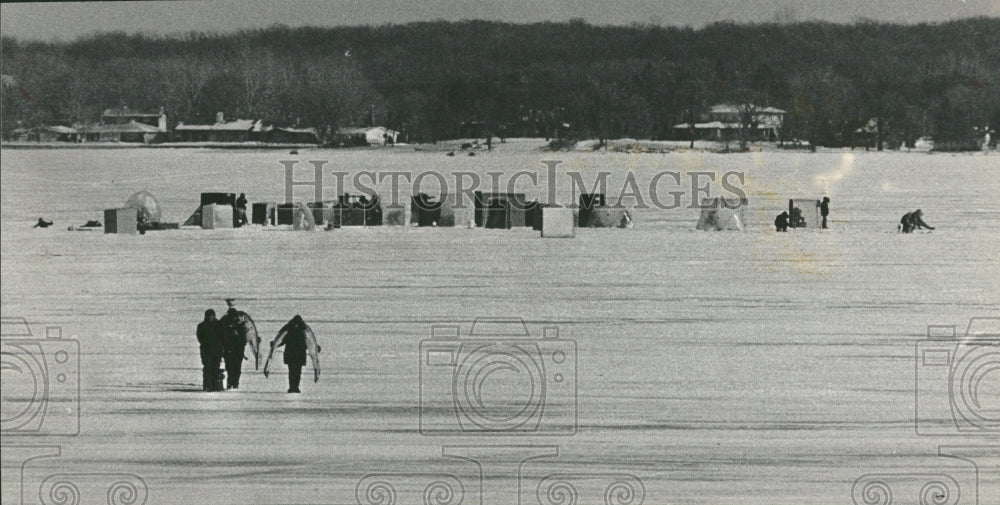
<box><xmin>1</xmin><ymin>0</ymin><xmax>997</xmax><ymax>41</ymax></box>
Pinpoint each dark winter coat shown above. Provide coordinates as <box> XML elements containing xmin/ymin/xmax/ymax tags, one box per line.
<box><xmin>901</xmin><ymin>210</ymin><xmax>934</xmax><ymax>233</ymax></box>
<box><xmin>276</xmin><ymin>320</ymin><xmax>308</xmax><ymax>365</ymax></box>
<box><xmin>219</xmin><ymin>309</ymin><xmax>247</xmax><ymax>353</ymax></box>
<box><xmin>774</xmin><ymin>212</ymin><xmax>789</xmax><ymax>230</ymax></box>
<box><xmin>197</xmin><ymin>320</ymin><xmax>226</xmax><ymax>357</ymax></box>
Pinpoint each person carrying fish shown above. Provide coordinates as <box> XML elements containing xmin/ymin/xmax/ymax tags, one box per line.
<box><xmin>219</xmin><ymin>298</ymin><xmax>261</xmax><ymax>390</ymax></box>
<box><xmin>263</xmin><ymin>315</ymin><xmax>321</xmax><ymax>393</ymax></box>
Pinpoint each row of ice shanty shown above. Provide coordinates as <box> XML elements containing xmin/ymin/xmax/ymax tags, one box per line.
<box><xmin>96</xmin><ymin>190</ymin><xmax>636</xmax><ymax>238</ymax></box>
<box><xmin>93</xmin><ymin>191</ymin><xmax>838</xmax><ymax>237</ymax></box>
<box><xmin>84</xmin><ymin>189</ymin><xmax>846</xmax><ymax>237</ymax></box>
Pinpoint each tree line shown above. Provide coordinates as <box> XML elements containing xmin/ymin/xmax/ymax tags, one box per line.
<box><xmin>2</xmin><ymin>18</ymin><xmax>998</xmax><ymax>148</ymax></box>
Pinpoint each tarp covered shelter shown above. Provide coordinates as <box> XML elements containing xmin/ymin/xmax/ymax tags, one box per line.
<box><xmin>252</xmin><ymin>202</ymin><xmax>277</xmax><ymax>225</ymax></box>
<box><xmin>541</xmin><ymin>207</ymin><xmax>575</xmax><ymax>238</ymax></box>
<box><xmin>788</xmin><ymin>198</ymin><xmax>821</xmax><ymax>229</ymax></box>
<box><xmin>124</xmin><ymin>190</ymin><xmax>163</xmax><ymax>223</ymax></box>
<box><xmin>578</xmin><ymin>194</ymin><xmax>632</xmax><ymax>228</ymax></box>
<box><xmin>326</xmin><ymin>193</ymin><xmax>383</xmax><ymax>227</ymax></box>
<box><xmin>293</xmin><ymin>203</ymin><xmax>316</xmax><ymax>230</ymax></box>
<box><xmin>695</xmin><ymin>197</ymin><xmax>747</xmax><ymax>231</ymax></box>
<box><xmin>183</xmin><ymin>192</ymin><xmax>239</xmax><ymax>227</ymax></box>
<box><xmin>411</xmin><ymin>193</ymin><xmax>459</xmax><ymax>227</ymax></box>
<box><xmin>307</xmin><ymin>202</ymin><xmax>327</xmax><ymax>225</ymax></box>
<box><xmin>474</xmin><ymin>192</ymin><xmax>531</xmax><ymax>229</ymax></box>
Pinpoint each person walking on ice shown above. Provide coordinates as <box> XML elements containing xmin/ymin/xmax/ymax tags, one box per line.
<box><xmin>219</xmin><ymin>298</ymin><xmax>261</xmax><ymax>390</ymax></box>
<box><xmin>264</xmin><ymin>315</ymin><xmax>321</xmax><ymax>393</ymax></box>
<box><xmin>196</xmin><ymin>309</ymin><xmax>226</xmax><ymax>392</ymax></box>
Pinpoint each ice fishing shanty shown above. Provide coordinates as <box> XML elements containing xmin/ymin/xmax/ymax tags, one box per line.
<box><xmin>251</xmin><ymin>195</ymin><xmax>396</xmax><ymax>227</ymax></box>
<box><xmin>183</xmin><ymin>192</ymin><xmax>242</xmax><ymax>228</ymax></box>
<box><xmin>787</xmin><ymin>198</ymin><xmax>821</xmax><ymax>229</ymax></box>
<box><xmin>473</xmin><ymin>191</ymin><xmax>540</xmax><ymax>229</ymax></box>
<box><xmin>577</xmin><ymin>193</ymin><xmax>632</xmax><ymax>228</ymax></box>
<box><xmin>105</xmin><ymin>190</ymin><xmax>177</xmax><ymax>234</ymax></box>
<box><xmin>410</xmin><ymin>193</ymin><xmax>464</xmax><ymax>227</ymax></box>
<box><xmin>324</xmin><ymin>194</ymin><xmax>384</xmax><ymax>227</ymax></box>
<box><xmin>695</xmin><ymin>196</ymin><xmax>748</xmax><ymax>231</ymax></box>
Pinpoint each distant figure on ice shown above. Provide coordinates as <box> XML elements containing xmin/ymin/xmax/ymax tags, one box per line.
<box><xmin>235</xmin><ymin>193</ymin><xmax>248</xmax><ymax>227</ymax></box>
<box><xmin>33</xmin><ymin>218</ymin><xmax>53</xmax><ymax>228</ymax></box>
<box><xmin>774</xmin><ymin>211</ymin><xmax>789</xmax><ymax>232</ymax></box>
<box><xmin>264</xmin><ymin>315</ymin><xmax>321</xmax><ymax>393</ymax></box>
<box><xmin>899</xmin><ymin>209</ymin><xmax>935</xmax><ymax>233</ymax></box>
<box><xmin>219</xmin><ymin>299</ymin><xmax>261</xmax><ymax>389</ymax></box>
<box><xmin>818</xmin><ymin>197</ymin><xmax>830</xmax><ymax>229</ymax></box>
<box><xmin>197</xmin><ymin>309</ymin><xmax>226</xmax><ymax>392</ymax></box>
<box><xmin>789</xmin><ymin>205</ymin><xmax>805</xmax><ymax>228</ymax></box>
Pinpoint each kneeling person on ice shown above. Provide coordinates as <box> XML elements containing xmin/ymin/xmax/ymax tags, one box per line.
<box><xmin>264</xmin><ymin>315</ymin><xmax>321</xmax><ymax>393</ymax></box>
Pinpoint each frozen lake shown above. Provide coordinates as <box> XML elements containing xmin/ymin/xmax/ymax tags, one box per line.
<box><xmin>1</xmin><ymin>144</ymin><xmax>998</xmax><ymax>505</ymax></box>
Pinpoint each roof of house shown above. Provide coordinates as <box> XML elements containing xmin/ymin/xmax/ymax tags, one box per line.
<box><xmin>175</xmin><ymin>119</ymin><xmax>262</xmax><ymax>131</ymax></box>
<box><xmin>274</xmin><ymin>126</ymin><xmax>319</xmax><ymax>134</ymax></box>
<box><xmin>336</xmin><ymin>126</ymin><xmax>397</xmax><ymax>135</ymax></box>
<box><xmin>672</xmin><ymin>121</ymin><xmax>779</xmax><ymax>130</ymax></box>
<box><xmin>102</xmin><ymin>107</ymin><xmax>162</xmax><ymax>118</ymax></box>
<box><xmin>79</xmin><ymin>121</ymin><xmax>163</xmax><ymax>133</ymax></box>
<box><xmin>42</xmin><ymin>125</ymin><xmax>77</xmax><ymax>134</ymax></box>
<box><xmin>709</xmin><ymin>104</ymin><xmax>787</xmax><ymax>115</ymax></box>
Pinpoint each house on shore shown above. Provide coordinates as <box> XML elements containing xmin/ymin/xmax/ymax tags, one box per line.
<box><xmin>174</xmin><ymin>113</ymin><xmax>263</xmax><ymax>143</ymax></box>
<box><xmin>262</xmin><ymin>126</ymin><xmax>322</xmax><ymax>144</ymax></box>
<box><xmin>6</xmin><ymin>125</ymin><xmax>79</xmax><ymax>142</ymax></box>
<box><xmin>102</xmin><ymin>106</ymin><xmax>168</xmax><ymax>131</ymax></box>
<box><xmin>334</xmin><ymin>126</ymin><xmax>399</xmax><ymax>146</ymax></box>
<box><xmin>79</xmin><ymin>121</ymin><xmax>165</xmax><ymax>143</ymax></box>
<box><xmin>71</xmin><ymin>105</ymin><xmax>169</xmax><ymax>143</ymax></box>
<box><xmin>674</xmin><ymin>104</ymin><xmax>786</xmax><ymax>141</ymax></box>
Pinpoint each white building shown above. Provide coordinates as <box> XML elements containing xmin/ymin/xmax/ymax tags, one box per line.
<box><xmin>335</xmin><ymin>126</ymin><xmax>399</xmax><ymax>146</ymax></box>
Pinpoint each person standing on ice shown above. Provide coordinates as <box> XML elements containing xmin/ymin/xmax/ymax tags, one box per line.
<box><xmin>818</xmin><ymin>197</ymin><xmax>830</xmax><ymax>229</ymax></box>
<box><xmin>264</xmin><ymin>315</ymin><xmax>321</xmax><ymax>393</ymax></box>
<box><xmin>197</xmin><ymin>309</ymin><xmax>226</xmax><ymax>392</ymax></box>
<box><xmin>774</xmin><ymin>211</ymin><xmax>789</xmax><ymax>232</ymax></box>
<box><xmin>235</xmin><ymin>193</ymin><xmax>249</xmax><ymax>227</ymax></box>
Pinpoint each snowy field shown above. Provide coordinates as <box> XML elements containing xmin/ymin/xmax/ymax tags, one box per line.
<box><xmin>1</xmin><ymin>143</ymin><xmax>998</xmax><ymax>505</ymax></box>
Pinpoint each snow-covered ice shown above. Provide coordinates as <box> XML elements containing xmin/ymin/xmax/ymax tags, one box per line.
<box><xmin>1</xmin><ymin>145</ymin><xmax>998</xmax><ymax>505</ymax></box>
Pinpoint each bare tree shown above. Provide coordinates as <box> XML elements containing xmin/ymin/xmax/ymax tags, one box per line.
<box><xmin>735</xmin><ymin>102</ymin><xmax>761</xmax><ymax>151</ymax></box>
<box><xmin>163</xmin><ymin>56</ymin><xmax>215</xmax><ymax>121</ymax></box>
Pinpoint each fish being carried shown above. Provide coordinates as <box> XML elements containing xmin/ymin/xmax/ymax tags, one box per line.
<box><xmin>221</xmin><ymin>298</ymin><xmax>262</xmax><ymax>371</ymax></box>
<box><xmin>263</xmin><ymin>315</ymin><xmax>321</xmax><ymax>393</ymax></box>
